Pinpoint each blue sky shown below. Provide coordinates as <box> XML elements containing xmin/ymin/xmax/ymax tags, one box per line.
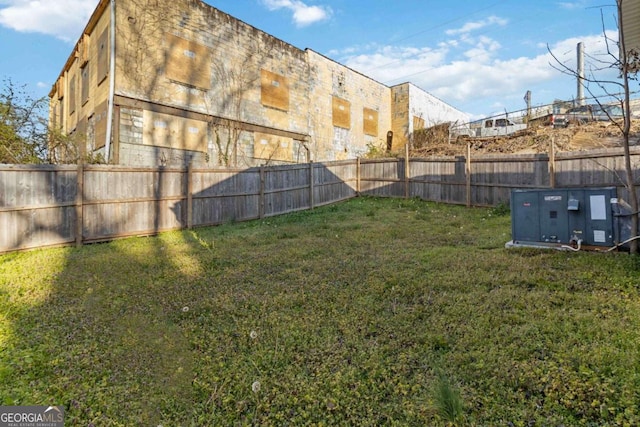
<box><xmin>0</xmin><ymin>0</ymin><xmax>629</xmax><ymax>119</ymax></box>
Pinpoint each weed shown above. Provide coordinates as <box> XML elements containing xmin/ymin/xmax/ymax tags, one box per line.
<box><xmin>490</xmin><ymin>201</ymin><xmax>510</xmax><ymax>216</ymax></box>
<box><xmin>433</xmin><ymin>373</ymin><xmax>464</xmax><ymax>424</ymax></box>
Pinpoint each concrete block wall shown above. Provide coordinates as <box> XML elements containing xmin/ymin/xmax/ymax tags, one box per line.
<box><xmin>119</xmin><ymin>108</ymin><xmax>143</xmax><ymax>146</ymax></box>
<box><xmin>391</xmin><ymin>85</ymin><xmax>411</xmax><ymax>150</ymax></box>
<box><xmin>118</xmin><ymin>142</ymin><xmax>208</xmax><ymax>168</ymax></box>
<box><xmin>406</xmin><ymin>83</ymin><xmax>469</xmax><ymax>129</ymax></box>
<box><xmin>307</xmin><ymin>50</ymin><xmax>391</xmax><ymax>161</ymax></box>
<box><xmin>392</xmin><ymin>83</ymin><xmax>469</xmax><ymax>149</ymax></box>
<box><xmin>115</xmin><ymin>0</ymin><xmax>310</xmax><ymax>166</ymax></box>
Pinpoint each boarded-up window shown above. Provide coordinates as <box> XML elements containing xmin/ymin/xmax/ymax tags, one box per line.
<box><xmin>81</xmin><ymin>63</ymin><xmax>90</xmax><ymax>106</ymax></box>
<box><xmin>261</xmin><ymin>70</ymin><xmax>289</xmax><ymax>111</ymax></box>
<box><xmin>143</xmin><ymin>110</ymin><xmax>207</xmax><ymax>152</ymax></box>
<box><xmin>363</xmin><ymin>108</ymin><xmax>378</xmax><ymax>136</ymax></box>
<box><xmin>56</xmin><ymin>78</ymin><xmax>64</xmax><ymax>100</ymax></box>
<box><xmin>94</xmin><ymin>101</ymin><xmax>108</xmax><ymax>149</ymax></box>
<box><xmin>97</xmin><ymin>28</ymin><xmax>109</xmax><ymax>85</ymax></box>
<box><xmin>332</xmin><ymin>96</ymin><xmax>351</xmax><ymax>129</ymax></box>
<box><xmin>77</xmin><ymin>116</ymin><xmax>87</xmax><ymax>136</ymax></box>
<box><xmin>165</xmin><ymin>34</ymin><xmax>211</xmax><ymax>89</ymax></box>
<box><xmin>77</xmin><ymin>116</ymin><xmax>88</xmax><ymax>155</ymax></box>
<box><xmin>69</xmin><ymin>75</ymin><xmax>76</xmax><ymax>115</ymax></box>
<box><xmin>254</xmin><ymin>132</ymin><xmax>293</xmax><ymax>162</ymax></box>
<box><xmin>78</xmin><ymin>34</ymin><xmax>90</xmax><ymax>67</ymax></box>
<box><xmin>413</xmin><ymin>116</ymin><xmax>425</xmax><ymax>131</ymax></box>
<box><xmin>51</xmin><ymin>103</ymin><xmax>57</xmax><ymax>129</ymax></box>
<box><xmin>58</xmin><ymin>99</ymin><xmax>64</xmax><ymax>128</ymax></box>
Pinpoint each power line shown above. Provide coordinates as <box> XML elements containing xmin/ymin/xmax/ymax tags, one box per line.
<box><xmin>390</xmin><ymin>0</ymin><xmax>509</xmax><ymax>44</ymax></box>
<box><xmin>359</xmin><ymin>0</ymin><xmax>510</xmax><ymax>74</ymax></box>
<box><xmin>380</xmin><ymin>9</ymin><xmax>547</xmax><ymax>86</ymax></box>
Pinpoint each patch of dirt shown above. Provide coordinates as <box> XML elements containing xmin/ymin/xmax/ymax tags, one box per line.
<box><xmin>410</xmin><ymin>120</ymin><xmax>640</xmax><ymax>157</ymax></box>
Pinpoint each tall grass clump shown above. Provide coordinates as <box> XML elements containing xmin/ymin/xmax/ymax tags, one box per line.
<box><xmin>433</xmin><ymin>373</ymin><xmax>464</xmax><ymax>424</ymax></box>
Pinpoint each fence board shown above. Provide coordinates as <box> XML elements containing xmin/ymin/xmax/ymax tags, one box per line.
<box><xmin>263</xmin><ymin>164</ymin><xmax>312</xmax><ymax>216</ymax></box>
<box><xmin>359</xmin><ymin>159</ymin><xmax>401</xmax><ymax>197</ymax></box>
<box><xmin>408</xmin><ymin>157</ymin><xmax>466</xmax><ymax>202</ymax></box>
<box><xmin>191</xmin><ymin>168</ymin><xmax>260</xmax><ymax>226</ymax></box>
<box><xmin>313</xmin><ymin>162</ymin><xmax>357</xmax><ymax>205</ymax></box>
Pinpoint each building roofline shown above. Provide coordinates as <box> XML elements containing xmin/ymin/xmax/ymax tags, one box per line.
<box><xmin>391</xmin><ymin>81</ymin><xmax>467</xmax><ymax>115</ymax></box>
<box><xmin>195</xmin><ymin>0</ymin><xmax>307</xmax><ymax>55</ymax></box>
<box><xmin>305</xmin><ymin>48</ymin><xmax>391</xmax><ymax>89</ymax></box>
<box><xmin>49</xmin><ymin>0</ymin><xmax>110</xmax><ymax>97</ymax></box>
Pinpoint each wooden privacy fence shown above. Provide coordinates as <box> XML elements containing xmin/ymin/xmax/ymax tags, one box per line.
<box><xmin>0</xmin><ymin>161</ymin><xmax>357</xmax><ymax>253</ymax></box>
<box><xmin>359</xmin><ymin>146</ymin><xmax>640</xmax><ymax>205</ymax></box>
<box><xmin>1</xmin><ymin>145</ymin><xmax>639</xmax><ymax>253</ymax></box>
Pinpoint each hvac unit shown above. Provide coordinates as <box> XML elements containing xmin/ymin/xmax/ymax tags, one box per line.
<box><xmin>506</xmin><ymin>187</ymin><xmax>633</xmax><ymax>251</ymax></box>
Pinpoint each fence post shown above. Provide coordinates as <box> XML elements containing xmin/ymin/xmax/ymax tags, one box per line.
<box><xmin>75</xmin><ymin>161</ymin><xmax>84</xmax><ymax>247</ymax></box>
<box><xmin>259</xmin><ymin>166</ymin><xmax>265</xmax><ymax>219</ymax></box>
<box><xmin>112</xmin><ymin>106</ymin><xmax>121</xmax><ymax>164</ymax></box>
<box><xmin>549</xmin><ymin>137</ymin><xmax>556</xmax><ymax>188</ymax></box>
<box><xmin>309</xmin><ymin>161</ymin><xmax>315</xmax><ymax>209</ymax></box>
<box><xmin>466</xmin><ymin>143</ymin><xmax>472</xmax><ymax>207</ymax></box>
<box><xmin>356</xmin><ymin>157</ymin><xmax>361</xmax><ymax>195</ymax></box>
<box><xmin>404</xmin><ymin>144</ymin><xmax>410</xmax><ymax>199</ymax></box>
<box><xmin>186</xmin><ymin>161</ymin><xmax>193</xmax><ymax>229</ymax></box>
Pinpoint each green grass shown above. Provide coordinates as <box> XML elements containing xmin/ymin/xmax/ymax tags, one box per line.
<box><xmin>1</xmin><ymin>196</ymin><xmax>639</xmax><ymax>426</ymax></box>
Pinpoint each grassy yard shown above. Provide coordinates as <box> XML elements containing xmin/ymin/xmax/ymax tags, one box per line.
<box><xmin>1</xmin><ymin>196</ymin><xmax>639</xmax><ymax>426</ymax></box>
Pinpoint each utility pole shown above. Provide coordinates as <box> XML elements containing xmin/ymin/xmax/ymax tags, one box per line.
<box><xmin>577</xmin><ymin>42</ymin><xmax>585</xmax><ymax>106</ymax></box>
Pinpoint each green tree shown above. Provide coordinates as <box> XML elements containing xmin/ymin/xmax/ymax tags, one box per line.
<box><xmin>0</xmin><ymin>78</ymin><xmax>49</xmax><ymax>164</ymax></box>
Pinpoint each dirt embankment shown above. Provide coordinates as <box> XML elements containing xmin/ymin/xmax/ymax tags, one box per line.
<box><xmin>410</xmin><ymin>120</ymin><xmax>640</xmax><ymax>157</ymax></box>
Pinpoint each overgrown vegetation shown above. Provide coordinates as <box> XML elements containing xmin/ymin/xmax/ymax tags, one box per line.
<box><xmin>364</xmin><ymin>139</ymin><xmax>395</xmax><ymax>159</ymax></box>
<box><xmin>1</xmin><ymin>197</ymin><xmax>639</xmax><ymax>425</ymax></box>
<box><xmin>0</xmin><ymin>78</ymin><xmax>99</xmax><ymax>165</ymax></box>
<box><xmin>0</xmin><ymin>78</ymin><xmax>49</xmax><ymax>164</ymax></box>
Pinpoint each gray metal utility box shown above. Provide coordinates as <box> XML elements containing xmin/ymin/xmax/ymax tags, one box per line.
<box><xmin>508</xmin><ymin>187</ymin><xmax>626</xmax><ymax>249</ymax></box>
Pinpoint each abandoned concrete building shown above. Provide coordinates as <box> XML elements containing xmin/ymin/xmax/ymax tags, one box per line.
<box><xmin>49</xmin><ymin>0</ymin><xmax>469</xmax><ymax>167</ymax></box>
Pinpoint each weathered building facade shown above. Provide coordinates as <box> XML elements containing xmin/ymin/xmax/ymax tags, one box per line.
<box><xmin>391</xmin><ymin>83</ymin><xmax>469</xmax><ymax>149</ymax></box>
<box><xmin>49</xmin><ymin>0</ymin><xmax>468</xmax><ymax>167</ymax></box>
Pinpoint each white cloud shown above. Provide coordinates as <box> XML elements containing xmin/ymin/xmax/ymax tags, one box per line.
<box><xmin>558</xmin><ymin>1</ymin><xmax>588</xmax><ymax>11</ymax></box>
<box><xmin>261</xmin><ymin>0</ymin><xmax>331</xmax><ymax>27</ymax></box>
<box><xmin>438</xmin><ymin>17</ymin><xmax>507</xmax><ymax>66</ymax></box>
<box><xmin>338</xmin><ymin>31</ymin><xmax>621</xmax><ymax>116</ymax></box>
<box><xmin>546</xmin><ymin>32</ymin><xmax>620</xmax><ymax>76</ymax></box>
<box><xmin>461</xmin><ymin>35</ymin><xmax>502</xmax><ymax>63</ymax></box>
<box><xmin>0</xmin><ymin>0</ymin><xmax>97</xmax><ymax>42</ymax></box>
<box><xmin>445</xmin><ymin>15</ymin><xmax>508</xmax><ymax>36</ymax></box>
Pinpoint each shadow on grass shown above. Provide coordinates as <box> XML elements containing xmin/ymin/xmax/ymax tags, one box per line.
<box><xmin>1</xmin><ymin>197</ymin><xmax>447</xmax><ymax>425</ymax></box>
<box><xmin>0</xmin><ymin>231</ymin><xmax>204</xmax><ymax>425</ymax></box>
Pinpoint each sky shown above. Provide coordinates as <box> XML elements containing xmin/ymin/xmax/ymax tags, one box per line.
<box><xmin>0</xmin><ymin>0</ymin><xmax>630</xmax><ymax>120</ymax></box>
